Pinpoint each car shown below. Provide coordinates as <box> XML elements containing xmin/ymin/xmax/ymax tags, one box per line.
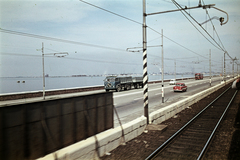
<box><xmin>173</xmin><ymin>83</ymin><xmax>187</xmax><ymax>92</ymax></box>
<box><xmin>169</xmin><ymin>79</ymin><xmax>176</xmax><ymax>85</ymax></box>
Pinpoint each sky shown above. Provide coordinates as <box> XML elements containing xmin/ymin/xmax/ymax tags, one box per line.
<box><xmin>0</xmin><ymin>0</ymin><xmax>240</xmax><ymax>77</ymax></box>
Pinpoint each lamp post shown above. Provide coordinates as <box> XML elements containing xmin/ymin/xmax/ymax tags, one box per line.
<box><xmin>41</xmin><ymin>42</ymin><xmax>68</xmax><ymax>99</ymax></box>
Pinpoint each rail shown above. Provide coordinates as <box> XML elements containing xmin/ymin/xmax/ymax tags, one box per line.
<box><xmin>145</xmin><ymin>86</ymin><xmax>238</xmax><ymax>160</ymax></box>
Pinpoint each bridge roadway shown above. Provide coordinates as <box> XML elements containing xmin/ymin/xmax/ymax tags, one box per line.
<box><xmin>113</xmin><ymin>76</ymin><xmax>225</xmax><ymax>127</ymax></box>
<box><xmin>0</xmin><ymin>76</ymin><xmax>226</xmax><ymax>128</ymax></box>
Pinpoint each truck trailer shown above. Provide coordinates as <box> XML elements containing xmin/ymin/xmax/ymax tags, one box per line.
<box><xmin>104</xmin><ymin>76</ymin><xmax>143</xmax><ymax>92</ymax></box>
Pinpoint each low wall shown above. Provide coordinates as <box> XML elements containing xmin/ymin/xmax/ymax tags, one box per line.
<box><xmin>37</xmin><ymin>116</ymin><xmax>147</xmax><ymax>160</ymax></box>
<box><xmin>0</xmin><ymin>91</ymin><xmax>113</xmax><ymax>160</ymax></box>
<box><xmin>149</xmin><ymin>79</ymin><xmax>233</xmax><ymax>124</ymax></box>
<box><xmin>0</xmin><ymin>85</ymin><xmax>104</xmax><ymax>101</ymax></box>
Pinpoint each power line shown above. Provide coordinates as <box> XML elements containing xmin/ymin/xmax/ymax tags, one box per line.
<box><xmin>79</xmin><ymin>0</ymin><xmax>142</xmax><ymax>25</ymax></box>
<box><xmin>79</xmin><ymin>0</ymin><xmax>210</xmax><ymax>59</ymax></box>
<box><xmin>0</xmin><ymin>52</ymin><xmax>142</xmax><ymax>66</ymax></box>
<box><xmin>0</xmin><ymin>28</ymin><xmax>125</xmax><ymax>52</ymax></box>
<box><xmin>171</xmin><ymin>0</ymin><xmax>226</xmax><ymax>52</ymax></box>
<box><xmin>202</xmin><ymin>0</ymin><xmax>226</xmax><ymax>51</ymax></box>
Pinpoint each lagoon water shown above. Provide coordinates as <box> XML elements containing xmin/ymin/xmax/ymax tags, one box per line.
<box><xmin>0</xmin><ymin>74</ymin><xmax>193</xmax><ymax>94</ymax></box>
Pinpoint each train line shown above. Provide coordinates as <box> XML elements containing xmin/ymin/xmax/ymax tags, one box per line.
<box><xmin>145</xmin><ymin>86</ymin><xmax>238</xmax><ymax>160</ymax></box>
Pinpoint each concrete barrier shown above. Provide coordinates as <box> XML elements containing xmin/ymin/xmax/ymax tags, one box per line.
<box><xmin>37</xmin><ymin>116</ymin><xmax>147</xmax><ymax>160</ymax></box>
<box><xmin>149</xmin><ymin>79</ymin><xmax>233</xmax><ymax>124</ymax></box>
<box><xmin>37</xmin><ymin>79</ymin><xmax>233</xmax><ymax>160</ymax></box>
<box><xmin>0</xmin><ymin>91</ymin><xmax>113</xmax><ymax>160</ymax></box>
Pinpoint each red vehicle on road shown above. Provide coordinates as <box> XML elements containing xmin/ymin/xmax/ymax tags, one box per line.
<box><xmin>195</xmin><ymin>73</ymin><xmax>203</xmax><ymax>80</ymax></box>
<box><xmin>173</xmin><ymin>83</ymin><xmax>187</xmax><ymax>92</ymax></box>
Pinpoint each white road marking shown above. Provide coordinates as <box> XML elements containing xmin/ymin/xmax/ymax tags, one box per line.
<box><xmin>134</xmin><ymin>97</ymin><xmax>142</xmax><ymax>101</ymax></box>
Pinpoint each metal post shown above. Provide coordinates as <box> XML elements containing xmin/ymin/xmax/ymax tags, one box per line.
<box><xmin>222</xmin><ymin>56</ymin><xmax>223</xmax><ymax>81</ymax></box>
<box><xmin>142</xmin><ymin>0</ymin><xmax>149</xmax><ymax>124</ymax></box>
<box><xmin>232</xmin><ymin>59</ymin><xmax>234</xmax><ymax>78</ymax></box>
<box><xmin>161</xmin><ymin>29</ymin><xmax>164</xmax><ymax>103</ymax></box>
<box><xmin>209</xmin><ymin>49</ymin><xmax>211</xmax><ymax>86</ymax></box>
<box><xmin>174</xmin><ymin>60</ymin><xmax>176</xmax><ymax>80</ymax></box>
<box><xmin>224</xmin><ymin>52</ymin><xmax>226</xmax><ymax>83</ymax></box>
<box><xmin>42</xmin><ymin>42</ymin><xmax>45</xmax><ymax>100</ymax></box>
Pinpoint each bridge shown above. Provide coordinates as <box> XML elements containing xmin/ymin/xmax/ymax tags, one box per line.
<box><xmin>0</xmin><ymin>76</ymin><xmax>236</xmax><ymax>160</ymax></box>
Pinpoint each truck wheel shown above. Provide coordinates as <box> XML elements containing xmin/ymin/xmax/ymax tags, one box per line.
<box><xmin>128</xmin><ymin>84</ymin><xmax>131</xmax><ymax>90</ymax></box>
<box><xmin>116</xmin><ymin>85</ymin><xmax>121</xmax><ymax>92</ymax></box>
<box><xmin>136</xmin><ymin>84</ymin><xmax>139</xmax><ymax>89</ymax></box>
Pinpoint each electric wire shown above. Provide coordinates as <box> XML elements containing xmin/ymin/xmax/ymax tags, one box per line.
<box><xmin>202</xmin><ymin>0</ymin><xmax>226</xmax><ymax>51</ymax></box>
<box><xmin>201</xmin><ymin>0</ymin><xmax>234</xmax><ymax>61</ymax></box>
<box><xmin>79</xmin><ymin>0</ymin><xmax>211</xmax><ymax>60</ymax></box>
<box><xmin>79</xmin><ymin>0</ymin><xmax>142</xmax><ymax>25</ymax></box>
<box><xmin>0</xmin><ymin>52</ymin><xmax>142</xmax><ymax>66</ymax></box>
<box><xmin>171</xmin><ymin>0</ymin><xmax>226</xmax><ymax>52</ymax></box>
<box><xmin>1</xmin><ymin>1</ymin><xmax>230</xmax><ymax>65</ymax></box>
<box><xmin>0</xmin><ymin>28</ymin><xmax>125</xmax><ymax>52</ymax></box>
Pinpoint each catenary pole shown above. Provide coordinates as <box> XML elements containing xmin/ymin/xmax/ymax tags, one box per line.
<box><xmin>161</xmin><ymin>29</ymin><xmax>164</xmax><ymax>103</ymax></box>
<box><xmin>42</xmin><ymin>42</ymin><xmax>45</xmax><ymax>100</ymax></box>
<box><xmin>209</xmin><ymin>49</ymin><xmax>211</xmax><ymax>86</ymax></box>
<box><xmin>143</xmin><ymin>0</ymin><xmax>149</xmax><ymax>124</ymax></box>
<box><xmin>224</xmin><ymin>52</ymin><xmax>226</xmax><ymax>84</ymax></box>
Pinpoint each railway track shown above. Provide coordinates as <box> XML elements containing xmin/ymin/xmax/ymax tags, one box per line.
<box><xmin>146</xmin><ymin>86</ymin><xmax>238</xmax><ymax>160</ymax></box>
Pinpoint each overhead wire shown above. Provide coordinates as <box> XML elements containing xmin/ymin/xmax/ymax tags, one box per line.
<box><xmin>0</xmin><ymin>28</ymin><xmax>125</xmax><ymax>52</ymax></box>
<box><xmin>171</xmin><ymin>0</ymin><xmax>226</xmax><ymax>52</ymax></box>
<box><xmin>79</xmin><ymin>0</ymin><xmax>209</xmax><ymax>60</ymax></box>
<box><xmin>1</xmin><ymin>1</ymin><xmax>227</xmax><ymax>64</ymax></box>
<box><xmin>0</xmin><ymin>52</ymin><xmax>142</xmax><ymax>66</ymax></box>
<box><xmin>202</xmin><ymin>0</ymin><xmax>226</xmax><ymax>51</ymax></box>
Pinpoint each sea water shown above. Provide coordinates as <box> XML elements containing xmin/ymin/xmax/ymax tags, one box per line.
<box><xmin>0</xmin><ymin>74</ymin><xmax>193</xmax><ymax>94</ymax></box>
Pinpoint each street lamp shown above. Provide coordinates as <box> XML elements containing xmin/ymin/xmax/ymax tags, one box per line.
<box><xmin>41</xmin><ymin>42</ymin><xmax>68</xmax><ymax>99</ymax></box>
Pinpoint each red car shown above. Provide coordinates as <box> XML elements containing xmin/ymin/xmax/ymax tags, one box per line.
<box><xmin>173</xmin><ymin>83</ymin><xmax>187</xmax><ymax>92</ymax></box>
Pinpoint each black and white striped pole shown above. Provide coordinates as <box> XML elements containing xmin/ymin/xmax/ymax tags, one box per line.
<box><xmin>143</xmin><ymin>0</ymin><xmax>149</xmax><ymax>124</ymax></box>
<box><xmin>209</xmin><ymin>49</ymin><xmax>211</xmax><ymax>86</ymax></box>
<box><xmin>161</xmin><ymin>29</ymin><xmax>164</xmax><ymax>103</ymax></box>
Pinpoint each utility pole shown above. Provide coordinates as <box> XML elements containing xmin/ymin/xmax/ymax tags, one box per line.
<box><xmin>174</xmin><ymin>59</ymin><xmax>176</xmax><ymax>80</ymax></box>
<box><xmin>142</xmin><ymin>0</ymin><xmax>149</xmax><ymax>124</ymax></box>
<box><xmin>224</xmin><ymin>52</ymin><xmax>226</xmax><ymax>83</ymax></box>
<box><xmin>42</xmin><ymin>42</ymin><xmax>45</xmax><ymax>100</ymax></box>
<box><xmin>209</xmin><ymin>49</ymin><xmax>211</xmax><ymax>86</ymax></box>
<box><xmin>232</xmin><ymin>59</ymin><xmax>234</xmax><ymax>78</ymax></box>
<box><xmin>161</xmin><ymin>29</ymin><xmax>164</xmax><ymax>103</ymax></box>
<box><xmin>40</xmin><ymin>42</ymin><xmax>68</xmax><ymax>100</ymax></box>
<box><xmin>222</xmin><ymin>56</ymin><xmax>223</xmax><ymax>81</ymax></box>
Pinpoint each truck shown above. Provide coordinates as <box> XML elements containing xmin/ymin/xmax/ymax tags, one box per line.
<box><xmin>104</xmin><ymin>76</ymin><xmax>143</xmax><ymax>92</ymax></box>
<box><xmin>195</xmin><ymin>73</ymin><xmax>203</xmax><ymax>80</ymax></box>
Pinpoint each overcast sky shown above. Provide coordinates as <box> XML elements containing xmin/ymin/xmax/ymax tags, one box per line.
<box><xmin>0</xmin><ymin>0</ymin><xmax>239</xmax><ymax>77</ymax></box>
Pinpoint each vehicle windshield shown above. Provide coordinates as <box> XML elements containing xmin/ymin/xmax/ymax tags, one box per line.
<box><xmin>104</xmin><ymin>77</ymin><xmax>115</xmax><ymax>82</ymax></box>
<box><xmin>176</xmin><ymin>83</ymin><xmax>183</xmax><ymax>86</ymax></box>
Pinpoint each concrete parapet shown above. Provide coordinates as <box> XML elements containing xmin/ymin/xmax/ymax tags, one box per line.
<box><xmin>37</xmin><ymin>116</ymin><xmax>147</xmax><ymax>160</ymax></box>
<box><xmin>149</xmin><ymin>79</ymin><xmax>233</xmax><ymax>124</ymax></box>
